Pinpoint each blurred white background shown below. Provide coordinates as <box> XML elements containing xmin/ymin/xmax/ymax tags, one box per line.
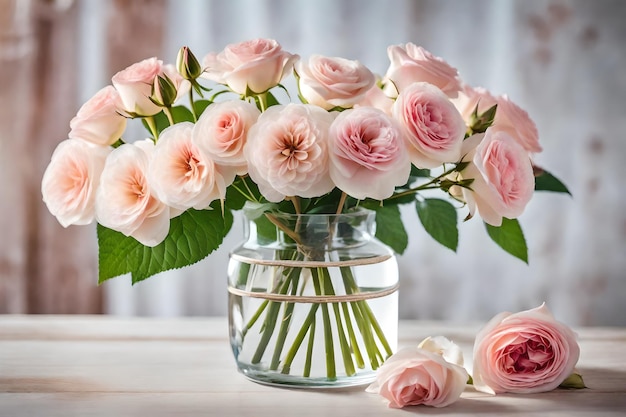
<box><xmin>2</xmin><ymin>0</ymin><xmax>625</xmax><ymax>326</ymax></box>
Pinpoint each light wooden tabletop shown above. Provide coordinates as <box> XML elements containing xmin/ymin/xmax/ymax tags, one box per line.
<box><xmin>0</xmin><ymin>315</ymin><xmax>624</xmax><ymax>416</ymax></box>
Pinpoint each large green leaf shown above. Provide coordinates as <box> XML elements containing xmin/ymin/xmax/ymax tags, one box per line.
<box><xmin>373</xmin><ymin>204</ymin><xmax>409</xmax><ymax>255</ymax></box>
<box><xmin>534</xmin><ymin>168</ymin><xmax>571</xmax><ymax>195</ymax></box>
<box><xmin>416</xmin><ymin>198</ymin><xmax>458</xmax><ymax>251</ymax></box>
<box><xmin>485</xmin><ymin>218</ymin><xmax>528</xmax><ymax>263</ymax></box>
<box><xmin>97</xmin><ymin>204</ymin><xmax>233</xmax><ymax>284</ymax></box>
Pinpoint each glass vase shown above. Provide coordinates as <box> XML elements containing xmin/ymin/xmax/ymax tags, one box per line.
<box><xmin>227</xmin><ymin>208</ymin><xmax>399</xmax><ymax>388</ymax></box>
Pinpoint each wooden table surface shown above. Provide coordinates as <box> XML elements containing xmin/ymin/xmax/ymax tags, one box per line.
<box><xmin>0</xmin><ymin>315</ymin><xmax>625</xmax><ymax>416</ymax></box>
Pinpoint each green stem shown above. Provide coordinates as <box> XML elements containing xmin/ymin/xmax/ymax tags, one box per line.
<box><xmin>145</xmin><ymin>116</ymin><xmax>159</xmax><ymax>140</ymax></box>
<box><xmin>312</xmin><ymin>267</ymin><xmax>336</xmax><ymax>380</ymax></box>
<box><xmin>341</xmin><ymin>302</ymin><xmax>364</xmax><ymax>369</ymax></box>
<box><xmin>335</xmin><ymin>192</ymin><xmax>347</xmax><ymax>215</ymax></box>
<box><xmin>387</xmin><ymin>164</ymin><xmax>463</xmax><ymax>201</ymax></box>
<box><xmin>231</xmin><ymin>176</ymin><xmax>259</xmax><ymax>203</ymax></box>
<box><xmin>319</xmin><ymin>267</ymin><xmax>355</xmax><ymax>376</ymax></box>
<box><xmin>304</xmin><ymin>319</ymin><xmax>316</xmax><ymax>377</ymax></box>
<box><xmin>269</xmin><ymin>267</ymin><xmax>301</xmax><ymax>370</ymax></box>
<box><xmin>257</xmin><ymin>93</ymin><xmax>269</xmax><ymax>112</ymax></box>
<box><xmin>281</xmin><ymin>303</ymin><xmax>319</xmax><ymax>375</ymax></box>
<box><xmin>244</xmin><ymin>299</ymin><xmax>268</xmax><ymax>334</ymax></box>
<box><xmin>362</xmin><ymin>299</ymin><xmax>393</xmax><ymax>358</ymax></box>
<box><xmin>341</xmin><ymin>266</ymin><xmax>387</xmax><ymax>369</ymax></box>
<box><xmin>349</xmin><ymin>299</ymin><xmax>379</xmax><ymax>370</ymax></box>
<box><xmin>251</xmin><ymin>274</ymin><xmax>294</xmax><ymax>364</ymax></box>
<box><xmin>189</xmin><ymin>88</ymin><xmax>197</xmax><ymax>122</ymax></box>
<box><xmin>163</xmin><ymin>106</ymin><xmax>175</xmax><ymax>125</ymax></box>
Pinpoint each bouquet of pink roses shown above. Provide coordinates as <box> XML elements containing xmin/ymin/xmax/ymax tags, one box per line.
<box><xmin>42</xmin><ymin>38</ymin><xmax>567</xmax><ymax>283</ymax></box>
<box><xmin>41</xmin><ymin>38</ymin><xmax>568</xmax><ymax>384</ymax></box>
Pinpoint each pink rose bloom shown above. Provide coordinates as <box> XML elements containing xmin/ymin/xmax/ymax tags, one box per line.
<box><xmin>355</xmin><ymin>84</ymin><xmax>394</xmax><ymax>115</ymax></box>
<box><xmin>366</xmin><ymin>346</ymin><xmax>468</xmax><ymax>408</ymax></box>
<box><xmin>384</xmin><ymin>43</ymin><xmax>462</xmax><ymax>98</ymax></box>
<box><xmin>393</xmin><ymin>82</ymin><xmax>466</xmax><ymax>168</ymax></box>
<box><xmin>95</xmin><ymin>140</ymin><xmax>170</xmax><ymax>247</ymax></box>
<box><xmin>472</xmin><ymin>303</ymin><xmax>580</xmax><ymax>394</ymax></box>
<box><xmin>329</xmin><ymin>107</ymin><xmax>410</xmax><ymax>200</ymax></box>
<box><xmin>202</xmin><ymin>38</ymin><xmax>298</xmax><ymax>95</ymax></box>
<box><xmin>455</xmin><ymin>86</ymin><xmax>542</xmax><ymax>153</ymax></box>
<box><xmin>149</xmin><ymin>122</ymin><xmax>234</xmax><ymax>211</ymax></box>
<box><xmin>112</xmin><ymin>57</ymin><xmax>163</xmax><ymax>116</ymax></box>
<box><xmin>418</xmin><ymin>336</ymin><xmax>465</xmax><ymax>368</ymax></box>
<box><xmin>244</xmin><ymin>104</ymin><xmax>334</xmax><ymax>202</ymax></box>
<box><xmin>42</xmin><ymin>139</ymin><xmax>110</xmax><ymax>227</ymax></box>
<box><xmin>193</xmin><ymin>100</ymin><xmax>260</xmax><ymax>175</ymax></box>
<box><xmin>460</xmin><ymin>129</ymin><xmax>535</xmax><ymax>226</ymax></box>
<box><xmin>495</xmin><ymin>95</ymin><xmax>542</xmax><ymax>153</ymax></box>
<box><xmin>295</xmin><ymin>55</ymin><xmax>375</xmax><ymax>110</ymax></box>
<box><xmin>68</xmin><ymin>86</ymin><xmax>127</xmax><ymax>146</ymax></box>
<box><xmin>453</xmin><ymin>85</ymin><xmax>498</xmax><ymax>122</ymax></box>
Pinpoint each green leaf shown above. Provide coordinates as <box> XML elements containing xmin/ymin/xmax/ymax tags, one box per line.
<box><xmin>193</xmin><ymin>100</ymin><xmax>212</xmax><ymax>118</ymax></box>
<box><xmin>410</xmin><ymin>165</ymin><xmax>431</xmax><ymax>178</ymax></box>
<box><xmin>225</xmin><ymin>176</ymin><xmax>261</xmax><ymax>211</ymax></box>
<box><xmin>534</xmin><ymin>168</ymin><xmax>571</xmax><ymax>196</ymax></box>
<box><xmin>485</xmin><ymin>218</ymin><xmax>528</xmax><ymax>263</ymax></box>
<box><xmin>373</xmin><ymin>205</ymin><xmax>409</xmax><ymax>255</ymax></box>
<box><xmin>170</xmin><ymin>105</ymin><xmax>194</xmax><ymax>124</ymax></box>
<box><xmin>559</xmin><ymin>372</ymin><xmax>586</xmax><ymax>389</ymax></box>
<box><xmin>97</xmin><ymin>204</ymin><xmax>233</xmax><ymax>284</ymax></box>
<box><xmin>416</xmin><ymin>199</ymin><xmax>458</xmax><ymax>251</ymax></box>
<box><xmin>264</xmin><ymin>91</ymin><xmax>281</xmax><ymax>108</ymax></box>
<box><xmin>139</xmin><ymin>105</ymin><xmax>194</xmax><ymax>137</ymax></box>
<box><xmin>142</xmin><ymin>111</ymin><xmax>168</xmax><ymax>135</ymax></box>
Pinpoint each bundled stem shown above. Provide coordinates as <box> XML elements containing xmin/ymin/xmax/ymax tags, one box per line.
<box><xmin>237</xmin><ymin>234</ymin><xmax>393</xmax><ymax>381</ymax></box>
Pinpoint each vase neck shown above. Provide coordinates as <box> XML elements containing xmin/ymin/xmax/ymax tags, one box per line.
<box><xmin>243</xmin><ymin>210</ymin><xmax>376</xmax><ymax>251</ymax></box>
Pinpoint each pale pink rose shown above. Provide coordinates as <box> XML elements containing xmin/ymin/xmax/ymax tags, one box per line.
<box><xmin>149</xmin><ymin>122</ymin><xmax>234</xmax><ymax>211</ymax></box>
<box><xmin>355</xmin><ymin>84</ymin><xmax>394</xmax><ymax>115</ymax></box>
<box><xmin>366</xmin><ymin>347</ymin><xmax>468</xmax><ymax>408</ymax></box>
<box><xmin>68</xmin><ymin>86</ymin><xmax>127</xmax><ymax>146</ymax></box>
<box><xmin>455</xmin><ymin>86</ymin><xmax>542</xmax><ymax>153</ymax></box>
<box><xmin>453</xmin><ymin>85</ymin><xmax>498</xmax><ymax>122</ymax></box>
<box><xmin>193</xmin><ymin>100</ymin><xmax>260</xmax><ymax>175</ymax></box>
<box><xmin>244</xmin><ymin>104</ymin><xmax>335</xmax><ymax>202</ymax></box>
<box><xmin>384</xmin><ymin>43</ymin><xmax>462</xmax><ymax>98</ymax></box>
<box><xmin>295</xmin><ymin>55</ymin><xmax>376</xmax><ymax>110</ymax></box>
<box><xmin>112</xmin><ymin>57</ymin><xmax>163</xmax><ymax>116</ymax></box>
<box><xmin>418</xmin><ymin>336</ymin><xmax>465</xmax><ymax>367</ymax></box>
<box><xmin>393</xmin><ymin>82</ymin><xmax>466</xmax><ymax>168</ymax></box>
<box><xmin>42</xmin><ymin>139</ymin><xmax>110</xmax><ymax>227</ymax></box>
<box><xmin>162</xmin><ymin>63</ymin><xmax>191</xmax><ymax>103</ymax></box>
<box><xmin>460</xmin><ymin>129</ymin><xmax>535</xmax><ymax>226</ymax></box>
<box><xmin>329</xmin><ymin>107</ymin><xmax>410</xmax><ymax>200</ymax></box>
<box><xmin>495</xmin><ymin>95</ymin><xmax>542</xmax><ymax>153</ymax></box>
<box><xmin>472</xmin><ymin>303</ymin><xmax>580</xmax><ymax>394</ymax></box>
<box><xmin>95</xmin><ymin>140</ymin><xmax>170</xmax><ymax>247</ymax></box>
<box><xmin>202</xmin><ymin>38</ymin><xmax>298</xmax><ymax>95</ymax></box>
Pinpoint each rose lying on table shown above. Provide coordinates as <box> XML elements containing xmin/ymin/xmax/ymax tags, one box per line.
<box><xmin>367</xmin><ymin>304</ymin><xmax>584</xmax><ymax>408</ymax></box>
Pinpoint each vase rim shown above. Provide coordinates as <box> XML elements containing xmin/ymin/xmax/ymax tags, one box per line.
<box><xmin>249</xmin><ymin>207</ymin><xmax>374</xmax><ymax>220</ymax></box>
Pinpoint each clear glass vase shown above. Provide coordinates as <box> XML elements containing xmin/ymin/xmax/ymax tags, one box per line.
<box><xmin>227</xmin><ymin>208</ymin><xmax>399</xmax><ymax>388</ymax></box>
